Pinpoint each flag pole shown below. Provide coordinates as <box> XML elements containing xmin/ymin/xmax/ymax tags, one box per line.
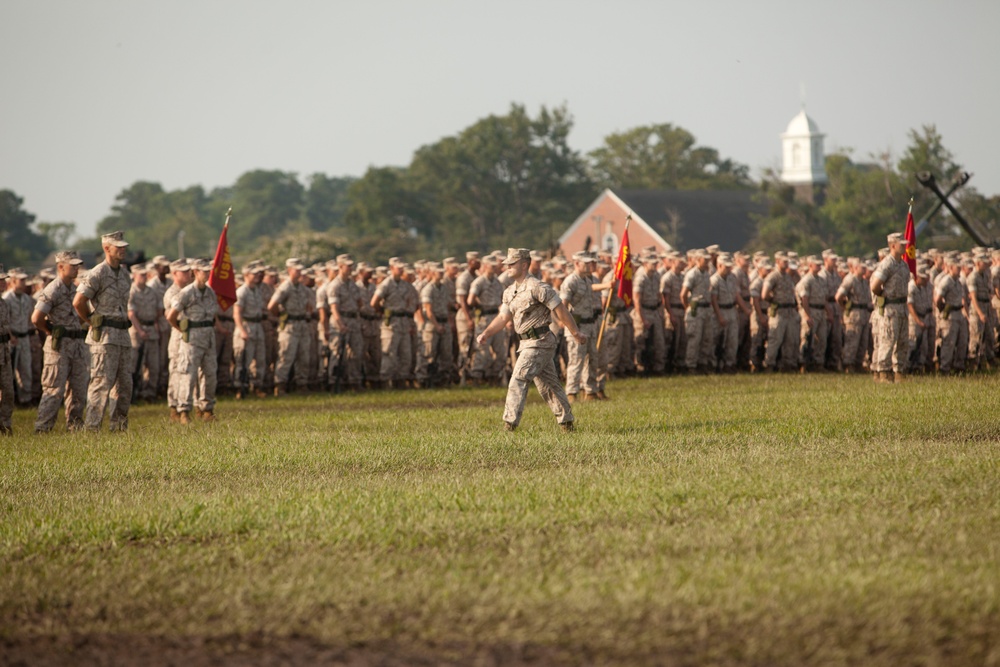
<box><xmin>596</xmin><ymin>214</ymin><xmax>631</xmax><ymax>352</ymax></box>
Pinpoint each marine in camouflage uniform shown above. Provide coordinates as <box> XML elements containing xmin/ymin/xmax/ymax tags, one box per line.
<box><xmin>631</xmin><ymin>254</ymin><xmax>665</xmax><ymax>374</ymax></box>
<box><xmin>356</xmin><ymin>263</ymin><xmax>381</xmax><ymax>387</ymax></box>
<box><xmin>454</xmin><ymin>252</ymin><xmax>480</xmax><ymax>382</ymax></box>
<box><xmin>168</xmin><ymin>259</ymin><xmax>220</xmax><ymax>421</ymax></box>
<box><xmin>372</xmin><ymin>259</ymin><xmax>414</xmax><ymax>387</ymax></box>
<box><xmin>415</xmin><ymin>263</ymin><xmax>454</xmax><ymax>387</ymax></box>
<box><xmin>935</xmin><ymin>257</ymin><xmax>967</xmax><ymax>374</ymax></box>
<box><xmin>966</xmin><ymin>254</ymin><xmax>995</xmax><ymax>369</ymax></box>
<box><xmin>32</xmin><ymin>252</ymin><xmax>90</xmax><ymax>433</ymax></box>
<box><xmin>708</xmin><ymin>254</ymin><xmax>744</xmax><ymax>372</ymax></box>
<box><xmin>870</xmin><ymin>233</ymin><xmax>913</xmax><ymax>382</ymax></box>
<box><xmin>796</xmin><ymin>256</ymin><xmax>832</xmax><ymax>372</ymax></box>
<box><xmin>73</xmin><ymin>231</ymin><xmax>134</xmax><ymax>432</ymax></box>
<box><xmin>268</xmin><ymin>258</ymin><xmax>314</xmax><ymax>394</ymax></box>
<box><xmin>660</xmin><ymin>252</ymin><xmax>687</xmax><ymax>372</ymax></box>
<box><xmin>681</xmin><ymin>250</ymin><xmax>712</xmax><ymax>373</ymax></box>
<box><xmin>468</xmin><ymin>256</ymin><xmax>508</xmax><ymax>385</ymax></box>
<box><xmin>147</xmin><ymin>256</ymin><xmax>173</xmax><ymax>398</ymax></box>
<box><xmin>259</xmin><ymin>267</ymin><xmax>279</xmax><ymax>392</ymax></box>
<box><xmin>0</xmin><ymin>266</ymin><xmax>13</xmax><ymax>434</ymax></box>
<box><xmin>836</xmin><ymin>258</ymin><xmax>873</xmax><ymax>372</ymax></box>
<box><xmin>3</xmin><ymin>268</ymin><xmax>35</xmax><ymax>406</ymax></box>
<box><xmin>907</xmin><ymin>269</ymin><xmax>934</xmax><ymax>372</ymax></box>
<box><xmin>477</xmin><ymin>249</ymin><xmax>581</xmax><ymax>432</ymax></box>
<box><xmin>233</xmin><ymin>262</ymin><xmax>267</xmax><ymax>399</ymax></box>
<box><xmin>732</xmin><ymin>252</ymin><xmax>753</xmax><ymax>370</ymax></box>
<box><xmin>761</xmin><ymin>252</ymin><xmax>800</xmax><ymax>372</ymax></box>
<box><xmin>560</xmin><ymin>252</ymin><xmax>602</xmax><ymax>399</ymax></box>
<box><xmin>163</xmin><ymin>259</ymin><xmax>192</xmax><ymax>420</ymax></box>
<box><xmin>748</xmin><ymin>260</ymin><xmax>771</xmax><ymax>371</ymax></box>
<box><xmin>322</xmin><ymin>255</ymin><xmax>365</xmax><ymax>390</ymax></box>
<box><xmin>818</xmin><ymin>251</ymin><xmax>844</xmax><ymax>371</ymax></box>
<box><xmin>127</xmin><ymin>263</ymin><xmax>162</xmax><ymax>401</ymax></box>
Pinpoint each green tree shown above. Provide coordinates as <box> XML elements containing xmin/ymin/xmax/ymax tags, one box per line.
<box><xmin>228</xmin><ymin>170</ymin><xmax>305</xmax><ymax>248</ymax></box>
<box><xmin>589</xmin><ymin>123</ymin><xmax>752</xmax><ymax>191</ymax></box>
<box><xmin>305</xmin><ymin>174</ymin><xmax>354</xmax><ymax>232</ymax></box>
<box><xmin>36</xmin><ymin>221</ymin><xmax>76</xmax><ymax>250</ymax></box>
<box><xmin>0</xmin><ymin>190</ymin><xmax>51</xmax><ymax>268</ymax></box>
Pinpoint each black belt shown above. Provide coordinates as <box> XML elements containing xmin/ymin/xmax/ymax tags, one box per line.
<box><xmin>63</xmin><ymin>330</ymin><xmax>88</xmax><ymax>339</ymax></box>
<box><xmin>361</xmin><ymin>314</ymin><xmax>380</xmax><ymax>321</ymax></box>
<box><xmin>718</xmin><ymin>303</ymin><xmax>734</xmax><ymax>310</ymax></box>
<box><xmin>916</xmin><ymin>309</ymin><xmax>930</xmax><ymax>317</ymax></box>
<box><xmin>575</xmin><ymin>315</ymin><xmax>597</xmax><ymax>324</ymax></box>
<box><xmin>218</xmin><ymin>315</ymin><xmax>234</xmax><ymax>322</ymax></box>
<box><xmin>519</xmin><ymin>325</ymin><xmax>547</xmax><ymax>340</ymax></box>
<box><xmin>389</xmin><ymin>311</ymin><xmax>414</xmax><ymax>318</ymax></box>
<box><xmin>858</xmin><ymin>305</ymin><xmax>874</xmax><ymax>311</ymax></box>
<box><xmin>775</xmin><ymin>303</ymin><xmax>796</xmax><ymax>309</ymax></box>
<box><xmin>103</xmin><ymin>318</ymin><xmax>131</xmax><ymax>329</ymax></box>
<box><xmin>827</xmin><ymin>297</ymin><xmax>836</xmax><ymax>302</ymax></box>
<box><xmin>243</xmin><ymin>316</ymin><xmax>264</xmax><ymax>323</ymax></box>
<box><xmin>807</xmin><ymin>303</ymin><xmax>826</xmax><ymax>309</ymax></box>
<box><xmin>976</xmin><ymin>297</ymin><xmax>990</xmax><ymax>303</ymax></box>
<box><xmin>286</xmin><ymin>315</ymin><xmax>308</xmax><ymax>321</ymax></box>
<box><xmin>340</xmin><ymin>312</ymin><xmax>359</xmax><ymax>318</ymax></box>
<box><xmin>884</xmin><ymin>298</ymin><xmax>907</xmax><ymax>305</ymax></box>
<box><xmin>188</xmin><ymin>320</ymin><xmax>214</xmax><ymax>329</ymax></box>
<box><xmin>669</xmin><ymin>302</ymin><xmax>684</xmax><ymax>309</ymax></box>
<box><xmin>139</xmin><ymin>319</ymin><xmax>156</xmax><ymax>326</ymax></box>
<box><xmin>641</xmin><ymin>303</ymin><xmax>659</xmax><ymax>309</ymax></box>
<box><xmin>11</xmin><ymin>330</ymin><xmax>34</xmax><ymax>337</ymax></box>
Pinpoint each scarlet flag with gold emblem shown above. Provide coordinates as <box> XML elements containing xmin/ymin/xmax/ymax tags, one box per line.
<box><xmin>904</xmin><ymin>203</ymin><xmax>917</xmax><ymax>277</ymax></box>
<box><xmin>614</xmin><ymin>219</ymin><xmax>633</xmax><ymax>307</ymax></box>
<box><xmin>208</xmin><ymin>208</ymin><xmax>238</xmax><ymax>310</ymax></box>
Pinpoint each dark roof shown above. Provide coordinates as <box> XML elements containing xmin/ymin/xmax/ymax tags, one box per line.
<box><xmin>618</xmin><ymin>189</ymin><xmax>766</xmax><ymax>252</ymax></box>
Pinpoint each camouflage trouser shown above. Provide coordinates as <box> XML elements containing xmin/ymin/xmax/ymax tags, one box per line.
<box><xmin>937</xmin><ymin>312</ymin><xmax>967</xmax><ymax>373</ymax></box>
<box><xmin>736</xmin><ymin>307</ymin><xmax>751</xmax><ymax>370</ymax></box>
<box><xmin>908</xmin><ymin>314</ymin><xmax>933</xmax><ymax>371</ymax></box>
<box><xmin>749</xmin><ymin>311</ymin><xmax>768</xmax><ymax>369</ymax></box>
<box><xmin>842</xmin><ymin>310</ymin><xmax>871</xmax><ymax>369</ymax></box>
<box><xmin>968</xmin><ymin>306</ymin><xmax>995</xmax><ymax>368</ymax></box>
<box><xmin>597</xmin><ymin>316</ymin><xmax>620</xmax><ymax>391</ymax></box>
<box><xmin>872</xmin><ymin>305</ymin><xmax>908</xmax><ymax>373</ymax></box>
<box><xmin>167</xmin><ymin>330</ymin><xmax>184</xmax><ymax>409</ymax></box>
<box><xmin>632</xmin><ymin>307</ymin><xmax>665</xmax><ymax>373</ymax></box>
<box><xmin>35</xmin><ymin>338</ymin><xmax>90</xmax><ymax>432</ymax></box>
<box><xmin>503</xmin><ymin>336</ymin><xmax>574</xmax><ymax>428</ymax></box>
<box><xmin>471</xmin><ymin>314</ymin><xmax>508</xmax><ymax>381</ymax></box>
<box><xmin>455</xmin><ymin>311</ymin><xmax>473</xmax><ymax>377</ymax></box>
<box><xmin>177</xmin><ymin>341</ymin><xmax>217</xmax><ymax>413</ymax></box>
<box><xmin>825</xmin><ymin>305</ymin><xmax>843</xmax><ymax>370</ymax></box>
<box><xmin>565</xmin><ymin>321</ymin><xmax>598</xmax><ymax>396</ymax></box>
<box><xmin>380</xmin><ymin>317</ymin><xmax>413</xmax><ymax>383</ymax></box>
<box><xmin>765</xmin><ymin>310</ymin><xmax>800</xmax><ymax>371</ymax></box>
<box><xmin>157</xmin><ymin>317</ymin><xmax>170</xmax><ymax>395</ymax></box>
<box><xmin>0</xmin><ymin>347</ymin><xmax>15</xmax><ymax>431</ymax></box>
<box><xmin>233</xmin><ymin>323</ymin><xmax>266</xmax><ymax>392</ymax></box>
<box><xmin>274</xmin><ymin>322</ymin><xmax>311</xmax><ymax>388</ymax></box>
<box><xmin>360</xmin><ymin>318</ymin><xmax>381</xmax><ymax>383</ymax></box>
<box><xmin>307</xmin><ymin>319</ymin><xmax>320</xmax><ymax>388</ymax></box>
<box><xmin>85</xmin><ymin>344</ymin><xmax>133</xmax><ymax>431</ymax></box>
<box><xmin>614</xmin><ymin>310</ymin><xmax>635</xmax><ymax>375</ymax></box>
<box><xmin>683</xmin><ymin>306</ymin><xmax>712</xmax><ymax>370</ymax></box>
<box><xmin>715</xmin><ymin>308</ymin><xmax>739</xmax><ymax>370</ymax></box>
<box><xmin>665</xmin><ymin>307</ymin><xmax>686</xmax><ymax>371</ymax></box>
<box><xmin>799</xmin><ymin>308</ymin><xmax>829</xmax><ymax>368</ymax></box>
<box><xmin>215</xmin><ymin>319</ymin><xmax>235</xmax><ymax>391</ymax></box>
<box><xmin>329</xmin><ymin>318</ymin><xmax>364</xmax><ymax>387</ymax></box>
<box><xmin>11</xmin><ymin>335</ymin><xmax>31</xmax><ymax>404</ymax></box>
<box><xmin>263</xmin><ymin>320</ymin><xmax>278</xmax><ymax>391</ymax></box>
<box><xmin>130</xmin><ymin>329</ymin><xmax>161</xmax><ymax>401</ymax></box>
<box><xmin>415</xmin><ymin>321</ymin><xmax>454</xmax><ymax>384</ymax></box>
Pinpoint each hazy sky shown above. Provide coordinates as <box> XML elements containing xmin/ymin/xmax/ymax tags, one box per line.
<box><xmin>3</xmin><ymin>0</ymin><xmax>998</xmax><ymax>240</ymax></box>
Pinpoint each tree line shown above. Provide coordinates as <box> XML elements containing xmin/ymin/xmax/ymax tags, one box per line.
<box><xmin>3</xmin><ymin>105</ymin><xmax>997</xmax><ymax>271</ymax></box>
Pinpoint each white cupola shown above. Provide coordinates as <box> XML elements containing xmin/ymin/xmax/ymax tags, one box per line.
<box><xmin>780</xmin><ymin>109</ymin><xmax>827</xmax><ymax>185</ymax></box>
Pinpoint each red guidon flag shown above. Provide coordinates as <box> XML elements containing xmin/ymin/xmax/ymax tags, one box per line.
<box><xmin>614</xmin><ymin>220</ymin><xmax>633</xmax><ymax>307</ymax></box>
<box><xmin>904</xmin><ymin>205</ymin><xmax>917</xmax><ymax>276</ymax></box>
<box><xmin>208</xmin><ymin>210</ymin><xmax>238</xmax><ymax>310</ymax></box>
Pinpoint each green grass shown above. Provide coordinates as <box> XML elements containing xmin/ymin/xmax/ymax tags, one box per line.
<box><xmin>2</xmin><ymin>374</ymin><xmax>999</xmax><ymax>665</ymax></box>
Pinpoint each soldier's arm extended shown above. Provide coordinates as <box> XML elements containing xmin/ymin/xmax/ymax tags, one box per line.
<box><xmin>552</xmin><ymin>302</ymin><xmax>587</xmax><ymax>344</ymax></box>
<box><xmin>475</xmin><ymin>310</ymin><xmax>512</xmax><ymax>344</ymax></box>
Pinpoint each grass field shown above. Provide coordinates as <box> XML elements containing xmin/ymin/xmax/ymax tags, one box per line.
<box><xmin>2</xmin><ymin>373</ymin><xmax>999</xmax><ymax>665</ymax></box>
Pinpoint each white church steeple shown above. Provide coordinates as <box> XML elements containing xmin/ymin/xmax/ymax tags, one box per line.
<box><xmin>780</xmin><ymin>109</ymin><xmax>827</xmax><ymax>185</ymax></box>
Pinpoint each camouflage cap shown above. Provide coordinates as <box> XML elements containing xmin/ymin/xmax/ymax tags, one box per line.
<box><xmin>170</xmin><ymin>258</ymin><xmax>191</xmax><ymax>272</ymax></box>
<box><xmin>336</xmin><ymin>253</ymin><xmax>355</xmax><ymax>266</ymax></box>
<box><xmin>805</xmin><ymin>255</ymin><xmax>822</xmax><ymax>265</ymax></box>
<box><xmin>442</xmin><ymin>257</ymin><xmax>459</xmax><ymax>267</ymax></box>
<box><xmin>481</xmin><ymin>255</ymin><xmax>500</xmax><ymax>267</ymax></box>
<box><xmin>388</xmin><ymin>257</ymin><xmax>404</xmax><ymax>268</ymax></box>
<box><xmin>465</xmin><ymin>251</ymin><xmax>481</xmax><ymax>261</ymax></box>
<box><xmin>129</xmin><ymin>262</ymin><xmax>148</xmax><ymax>275</ymax></box>
<box><xmin>39</xmin><ymin>268</ymin><xmax>57</xmax><ymax>280</ymax></box>
<box><xmin>529</xmin><ymin>250</ymin><xmax>546</xmax><ymax>261</ymax></box>
<box><xmin>571</xmin><ymin>250</ymin><xmax>591</xmax><ymax>262</ymax></box>
<box><xmin>152</xmin><ymin>254</ymin><xmax>170</xmax><ymax>266</ymax></box>
<box><xmin>356</xmin><ymin>261</ymin><xmax>372</xmax><ymax>272</ymax></box>
<box><xmin>717</xmin><ymin>253</ymin><xmax>734</xmax><ymax>267</ymax></box>
<box><xmin>191</xmin><ymin>258</ymin><xmax>212</xmax><ymax>272</ymax></box>
<box><xmin>887</xmin><ymin>232</ymin><xmax>906</xmax><ymax>245</ymax></box>
<box><xmin>8</xmin><ymin>267</ymin><xmax>28</xmax><ymax>279</ymax></box>
<box><xmin>285</xmin><ymin>257</ymin><xmax>305</xmax><ymax>270</ymax></box>
<box><xmin>54</xmin><ymin>250</ymin><xmax>84</xmax><ymax>266</ymax></box>
<box><xmin>705</xmin><ymin>244</ymin><xmax>720</xmax><ymax>254</ymax></box>
<box><xmin>502</xmin><ymin>248</ymin><xmax>531</xmax><ymax>265</ymax></box>
<box><xmin>101</xmin><ymin>230</ymin><xmax>129</xmax><ymax>248</ymax></box>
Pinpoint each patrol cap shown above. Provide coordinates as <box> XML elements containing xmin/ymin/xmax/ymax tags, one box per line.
<box><xmin>805</xmin><ymin>255</ymin><xmax>822</xmax><ymax>265</ymax></box>
<box><xmin>502</xmin><ymin>248</ymin><xmax>531</xmax><ymax>265</ymax></box>
<box><xmin>129</xmin><ymin>262</ymin><xmax>148</xmax><ymax>275</ymax></box>
<box><xmin>758</xmin><ymin>260</ymin><xmax>774</xmax><ymax>271</ymax></box>
<box><xmin>39</xmin><ymin>268</ymin><xmax>57</xmax><ymax>280</ymax></box>
<box><xmin>243</xmin><ymin>262</ymin><xmax>264</xmax><ymax>274</ymax></box>
<box><xmin>887</xmin><ymin>232</ymin><xmax>906</xmax><ymax>245</ymax></box>
<box><xmin>465</xmin><ymin>251</ymin><xmax>481</xmax><ymax>261</ymax></box>
<box><xmin>152</xmin><ymin>255</ymin><xmax>170</xmax><ymax>266</ymax></box>
<box><xmin>717</xmin><ymin>253</ymin><xmax>734</xmax><ymax>267</ymax></box>
<box><xmin>170</xmin><ymin>258</ymin><xmax>191</xmax><ymax>272</ymax></box>
<box><xmin>774</xmin><ymin>251</ymin><xmax>788</xmax><ymax>262</ymax></box>
<box><xmin>356</xmin><ymin>261</ymin><xmax>372</xmax><ymax>272</ymax></box>
<box><xmin>442</xmin><ymin>257</ymin><xmax>459</xmax><ymax>267</ymax></box>
<box><xmin>324</xmin><ymin>259</ymin><xmax>339</xmax><ymax>270</ymax></box>
<box><xmin>733</xmin><ymin>251</ymin><xmax>749</xmax><ymax>261</ymax></box>
<box><xmin>571</xmin><ymin>250</ymin><xmax>590</xmax><ymax>262</ymax></box>
<box><xmin>265</xmin><ymin>265</ymin><xmax>278</xmax><ymax>275</ymax></box>
<box><xmin>705</xmin><ymin>244</ymin><xmax>720</xmax><ymax>254</ymax></box>
<box><xmin>336</xmin><ymin>253</ymin><xmax>355</xmax><ymax>266</ymax></box>
<box><xmin>375</xmin><ymin>266</ymin><xmax>388</xmax><ymax>277</ymax></box>
<box><xmin>285</xmin><ymin>257</ymin><xmax>305</xmax><ymax>270</ymax></box>
<box><xmin>821</xmin><ymin>248</ymin><xmax>837</xmax><ymax>259</ymax></box>
<box><xmin>481</xmin><ymin>255</ymin><xmax>500</xmax><ymax>267</ymax></box>
<box><xmin>8</xmin><ymin>267</ymin><xmax>28</xmax><ymax>279</ymax></box>
<box><xmin>427</xmin><ymin>262</ymin><xmax>443</xmax><ymax>273</ymax></box>
<box><xmin>789</xmin><ymin>261</ymin><xmax>799</xmax><ymax>271</ymax></box>
<box><xmin>388</xmin><ymin>256</ymin><xmax>404</xmax><ymax>268</ymax></box>
<box><xmin>974</xmin><ymin>253</ymin><xmax>990</xmax><ymax>263</ymax></box>
<box><xmin>529</xmin><ymin>250</ymin><xmax>545</xmax><ymax>261</ymax></box>
<box><xmin>786</xmin><ymin>251</ymin><xmax>799</xmax><ymax>260</ymax></box>
<box><xmin>101</xmin><ymin>230</ymin><xmax>129</xmax><ymax>248</ymax></box>
<box><xmin>597</xmin><ymin>261</ymin><xmax>610</xmax><ymax>270</ymax></box>
<box><xmin>753</xmin><ymin>250</ymin><xmax>767</xmax><ymax>259</ymax></box>
<box><xmin>54</xmin><ymin>250</ymin><xmax>84</xmax><ymax>266</ymax></box>
<box><xmin>191</xmin><ymin>258</ymin><xmax>212</xmax><ymax>272</ymax></box>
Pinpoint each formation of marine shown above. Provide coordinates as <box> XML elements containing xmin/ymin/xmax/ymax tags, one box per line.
<box><xmin>2</xmin><ymin>229</ymin><xmax>999</xmax><ymax>435</ymax></box>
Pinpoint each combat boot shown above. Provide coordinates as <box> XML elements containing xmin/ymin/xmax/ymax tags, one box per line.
<box><xmin>560</xmin><ymin>421</ymin><xmax>575</xmax><ymax>433</ymax></box>
<box><xmin>893</xmin><ymin>372</ymin><xmax>907</xmax><ymax>384</ymax></box>
<box><xmin>178</xmin><ymin>411</ymin><xmax>191</xmax><ymax>425</ymax></box>
<box><xmin>201</xmin><ymin>410</ymin><xmax>217</xmax><ymax>422</ymax></box>
<box><xmin>169</xmin><ymin>408</ymin><xmax>180</xmax><ymax>423</ymax></box>
<box><xmin>567</xmin><ymin>393</ymin><xmax>577</xmax><ymax>404</ymax></box>
<box><xmin>274</xmin><ymin>383</ymin><xmax>287</xmax><ymax>397</ymax></box>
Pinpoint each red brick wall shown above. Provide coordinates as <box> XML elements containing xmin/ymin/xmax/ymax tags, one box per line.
<box><xmin>559</xmin><ymin>194</ymin><xmax>670</xmax><ymax>257</ymax></box>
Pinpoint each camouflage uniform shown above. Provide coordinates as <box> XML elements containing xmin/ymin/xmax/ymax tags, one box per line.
<box><xmin>966</xmin><ymin>265</ymin><xmax>995</xmax><ymax>368</ymax></box>
<box><xmin>172</xmin><ymin>282</ymin><xmax>219</xmax><ymax>414</ymax></box>
<box><xmin>78</xmin><ymin>261</ymin><xmax>134</xmax><ymax>431</ymax></box>
<box><xmin>762</xmin><ymin>268</ymin><xmax>799</xmax><ymax>371</ymax></box>
<box><xmin>374</xmin><ymin>275</ymin><xmax>414</xmax><ymax>385</ymax></box>
<box><xmin>0</xmin><ymin>285</ymin><xmax>12</xmax><ymax>433</ymax></box>
<box><xmin>660</xmin><ymin>268</ymin><xmax>687</xmax><ymax>371</ymax></box>
<box><xmin>325</xmin><ymin>273</ymin><xmax>364</xmax><ymax>388</ymax></box>
<box><xmin>215</xmin><ymin>303</ymin><xmax>235</xmax><ymax>393</ymax></box>
<box><xmin>796</xmin><ymin>271</ymin><xmax>829</xmax><ymax>369</ymax></box>
<box><xmin>733</xmin><ymin>263</ymin><xmax>752</xmax><ymax>369</ymax></box>
<box><xmin>560</xmin><ymin>270</ymin><xmax>599</xmax><ymax>396</ymax></box>
<box><xmin>818</xmin><ymin>265</ymin><xmax>843</xmax><ymax>370</ymax></box>
<box><xmin>708</xmin><ymin>270</ymin><xmax>739</xmax><ymax>370</ymax></box>
<box><xmin>147</xmin><ymin>271</ymin><xmax>172</xmax><ymax>396</ymax></box>
<box><xmin>34</xmin><ymin>278</ymin><xmax>90</xmax><ymax>432</ymax></box>
<box><xmin>233</xmin><ymin>280</ymin><xmax>267</xmax><ymax>395</ymax></box>
<box><xmin>907</xmin><ymin>279</ymin><xmax>934</xmax><ymax>371</ymax></box>
<box><xmin>455</xmin><ymin>267</ymin><xmax>477</xmax><ymax>378</ymax></box>
<box><xmin>270</xmin><ymin>278</ymin><xmax>313</xmax><ymax>391</ymax></box>
<box><xmin>936</xmin><ymin>272</ymin><xmax>967</xmax><ymax>373</ymax></box>
<box><xmin>748</xmin><ymin>271</ymin><xmax>768</xmax><ymax>370</ymax></box>
<box><xmin>163</xmin><ymin>281</ymin><xmax>185</xmax><ymax>412</ymax></box>
<box><xmin>871</xmin><ymin>255</ymin><xmax>912</xmax><ymax>375</ymax></box>
<box><xmin>469</xmin><ymin>272</ymin><xmax>507</xmax><ymax>382</ymax></box>
<box><xmin>259</xmin><ymin>278</ymin><xmax>278</xmax><ymax>391</ymax></box>
<box><xmin>3</xmin><ymin>289</ymin><xmax>34</xmax><ymax>405</ymax></box>
<box><xmin>837</xmin><ymin>272</ymin><xmax>873</xmax><ymax>370</ymax></box>
<box><xmin>415</xmin><ymin>278</ymin><xmax>454</xmax><ymax>386</ymax></box>
<box><xmin>358</xmin><ymin>276</ymin><xmax>381</xmax><ymax>384</ymax></box>
<box><xmin>128</xmin><ymin>281</ymin><xmax>161</xmax><ymax>401</ymax></box>
<box><xmin>501</xmin><ymin>276</ymin><xmax>574</xmax><ymax>428</ymax></box>
<box><xmin>631</xmin><ymin>264</ymin><xmax>665</xmax><ymax>373</ymax></box>
<box><xmin>682</xmin><ymin>265</ymin><xmax>712</xmax><ymax>371</ymax></box>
